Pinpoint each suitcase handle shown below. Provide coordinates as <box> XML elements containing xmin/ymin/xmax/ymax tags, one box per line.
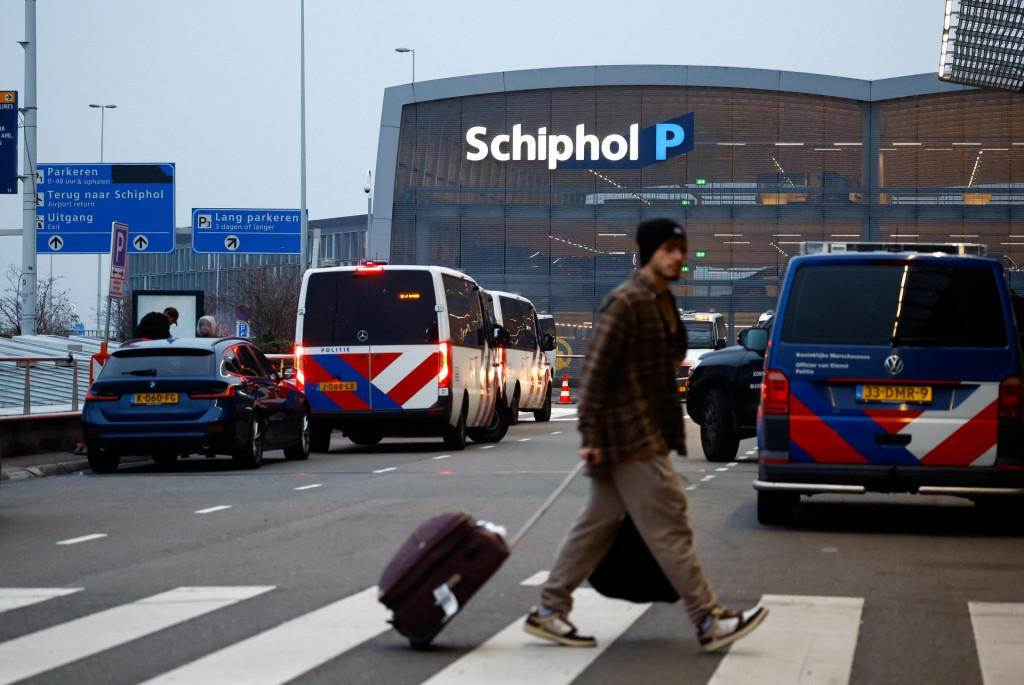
<box><xmin>508</xmin><ymin>461</ymin><xmax>585</xmax><ymax>548</ymax></box>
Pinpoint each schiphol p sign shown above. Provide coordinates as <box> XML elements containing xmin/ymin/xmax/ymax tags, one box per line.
<box><xmin>465</xmin><ymin>112</ymin><xmax>694</xmax><ymax>170</ymax></box>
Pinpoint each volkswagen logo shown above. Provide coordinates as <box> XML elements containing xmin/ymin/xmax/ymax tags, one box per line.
<box><xmin>884</xmin><ymin>355</ymin><xmax>904</xmax><ymax>376</ymax></box>
<box><xmin>357</xmin><ymin>330</ymin><xmax>369</xmax><ymax>342</ymax></box>
<box><xmin>148</xmin><ymin>380</ymin><xmax>156</xmax><ymax>389</ymax></box>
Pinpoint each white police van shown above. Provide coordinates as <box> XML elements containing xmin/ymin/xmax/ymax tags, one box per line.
<box><xmin>483</xmin><ymin>291</ymin><xmax>555</xmax><ymax>423</ymax></box>
<box><xmin>295</xmin><ymin>262</ymin><xmax>508</xmax><ymax>450</ymax></box>
<box><xmin>677</xmin><ymin>311</ymin><xmax>728</xmax><ymax>400</ymax></box>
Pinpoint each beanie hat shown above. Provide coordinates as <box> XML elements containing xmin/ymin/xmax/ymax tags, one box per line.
<box><xmin>636</xmin><ymin>218</ymin><xmax>686</xmax><ymax>266</ymax></box>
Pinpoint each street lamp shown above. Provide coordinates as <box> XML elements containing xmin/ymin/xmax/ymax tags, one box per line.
<box><xmin>363</xmin><ymin>170</ymin><xmax>372</xmax><ymax>261</ymax></box>
<box><xmin>88</xmin><ymin>103</ymin><xmax>116</xmax><ymax>333</ymax></box>
<box><xmin>395</xmin><ymin>47</ymin><xmax>415</xmax><ymax>83</ymax></box>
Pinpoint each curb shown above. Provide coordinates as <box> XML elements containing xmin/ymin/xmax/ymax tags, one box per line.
<box><xmin>2</xmin><ymin>455</ymin><xmax>157</xmax><ymax>482</ymax></box>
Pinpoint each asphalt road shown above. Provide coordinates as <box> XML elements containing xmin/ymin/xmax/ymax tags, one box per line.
<box><xmin>2</xmin><ymin>407</ymin><xmax>1023</xmax><ymax>685</ymax></box>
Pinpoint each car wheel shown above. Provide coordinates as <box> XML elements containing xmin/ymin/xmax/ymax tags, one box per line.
<box><xmin>309</xmin><ymin>423</ymin><xmax>332</xmax><ymax>453</ymax></box>
<box><xmin>532</xmin><ymin>384</ymin><xmax>552</xmax><ymax>422</ymax></box>
<box><xmin>700</xmin><ymin>387</ymin><xmax>740</xmax><ymax>463</ymax></box>
<box><xmin>468</xmin><ymin>399</ymin><xmax>509</xmax><ymax>443</ymax></box>
<box><xmin>506</xmin><ymin>391</ymin><xmax>520</xmax><ymax>426</ymax></box>
<box><xmin>348</xmin><ymin>429</ymin><xmax>383</xmax><ymax>446</ymax></box>
<box><xmin>443</xmin><ymin>404</ymin><xmax>468</xmax><ymax>451</ymax></box>
<box><xmin>284</xmin><ymin>411</ymin><xmax>311</xmax><ymax>460</ymax></box>
<box><xmin>87</xmin><ymin>445</ymin><xmax>120</xmax><ymax>474</ymax></box>
<box><xmin>757</xmin><ymin>491</ymin><xmax>798</xmax><ymax>526</ymax></box>
<box><xmin>152</xmin><ymin>452</ymin><xmax>178</xmax><ymax>466</ymax></box>
<box><xmin>232</xmin><ymin>415</ymin><xmax>264</xmax><ymax>469</ymax></box>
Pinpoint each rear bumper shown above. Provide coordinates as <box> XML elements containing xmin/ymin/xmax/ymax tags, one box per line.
<box><xmin>755</xmin><ymin>461</ymin><xmax>1024</xmax><ymax>497</ymax></box>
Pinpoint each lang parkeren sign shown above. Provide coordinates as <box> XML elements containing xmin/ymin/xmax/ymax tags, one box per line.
<box><xmin>465</xmin><ymin>112</ymin><xmax>694</xmax><ymax>170</ymax></box>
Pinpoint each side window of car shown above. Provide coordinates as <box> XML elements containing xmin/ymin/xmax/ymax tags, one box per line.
<box><xmin>233</xmin><ymin>345</ymin><xmax>263</xmax><ymax>378</ymax></box>
<box><xmin>246</xmin><ymin>345</ymin><xmax>277</xmax><ymax>379</ymax></box>
<box><xmin>222</xmin><ymin>349</ymin><xmax>242</xmax><ymax>376</ymax></box>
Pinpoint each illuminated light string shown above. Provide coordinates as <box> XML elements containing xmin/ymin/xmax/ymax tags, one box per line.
<box><xmin>587</xmin><ymin>169</ymin><xmax>652</xmax><ymax>206</ymax></box>
<box><xmin>968</xmin><ymin>150</ymin><xmax>984</xmax><ymax>188</ymax></box>
<box><xmin>549</xmin><ymin>234</ymin><xmax>604</xmax><ymax>254</ymax></box>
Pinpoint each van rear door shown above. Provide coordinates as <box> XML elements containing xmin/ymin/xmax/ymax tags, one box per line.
<box><xmin>301</xmin><ymin>269</ymin><xmax>441</xmax><ymax>412</ymax></box>
<box><xmin>773</xmin><ymin>259</ymin><xmax>1013</xmax><ymax>467</ymax></box>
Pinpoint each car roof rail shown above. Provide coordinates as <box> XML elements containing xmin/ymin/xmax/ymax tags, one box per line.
<box><xmin>800</xmin><ymin>241</ymin><xmax>987</xmax><ymax>256</ymax></box>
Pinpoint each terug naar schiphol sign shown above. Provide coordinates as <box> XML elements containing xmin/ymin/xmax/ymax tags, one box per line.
<box><xmin>465</xmin><ymin>112</ymin><xmax>694</xmax><ymax>170</ymax></box>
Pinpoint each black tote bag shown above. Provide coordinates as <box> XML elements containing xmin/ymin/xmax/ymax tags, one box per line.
<box><xmin>588</xmin><ymin>515</ymin><xmax>680</xmax><ymax>603</ymax></box>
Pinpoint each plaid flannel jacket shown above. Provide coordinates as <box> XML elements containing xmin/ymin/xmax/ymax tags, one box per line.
<box><xmin>577</xmin><ymin>270</ymin><xmax>688</xmax><ymax>467</ymax></box>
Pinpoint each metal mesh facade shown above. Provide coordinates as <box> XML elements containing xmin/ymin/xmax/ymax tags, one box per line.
<box><xmin>940</xmin><ymin>0</ymin><xmax>1024</xmax><ymax>91</ymax></box>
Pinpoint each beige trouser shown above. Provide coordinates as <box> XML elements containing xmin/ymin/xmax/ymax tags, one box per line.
<box><xmin>540</xmin><ymin>455</ymin><xmax>718</xmax><ymax>626</ymax></box>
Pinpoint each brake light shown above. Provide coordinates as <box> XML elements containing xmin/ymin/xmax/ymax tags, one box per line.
<box><xmin>85</xmin><ymin>387</ymin><xmax>119</xmax><ymax>402</ymax></box>
<box><xmin>762</xmin><ymin>369</ymin><xmax>790</xmax><ymax>415</ymax></box>
<box><xmin>999</xmin><ymin>375</ymin><xmax>1024</xmax><ymax>419</ymax></box>
<box><xmin>294</xmin><ymin>345</ymin><xmax>306</xmax><ymax>390</ymax></box>
<box><xmin>355</xmin><ymin>260</ymin><xmax>387</xmax><ymax>274</ymax></box>
<box><xmin>438</xmin><ymin>341</ymin><xmax>451</xmax><ymax>388</ymax></box>
<box><xmin>188</xmin><ymin>385</ymin><xmax>236</xmax><ymax>399</ymax></box>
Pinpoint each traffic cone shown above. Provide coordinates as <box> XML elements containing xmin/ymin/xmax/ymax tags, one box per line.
<box><xmin>559</xmin><ymin>373</ymin><xmax>572</xmax><ymax>404</ymax></box>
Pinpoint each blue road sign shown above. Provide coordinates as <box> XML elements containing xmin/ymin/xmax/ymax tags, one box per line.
<box><xmin>35</xmin><ymin>163</ymin><xmax>175</xmax><ymax>254</ymax></box>
<box><xmin>0</xmin><ymin>91</ymin><xmax>17</xmax><ymax>195</ymax></box>
<box><xmin>236</xmin><ymin>322</ymin><xmax>249</xmax><ymax>338</ymax></box>
<box><xmin>192</xmin><ymin>208</ymin><xmax>302</xmax><ymax>254</ymax></box>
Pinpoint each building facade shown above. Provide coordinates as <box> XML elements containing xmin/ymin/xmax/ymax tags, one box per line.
<box><xmin>369</xmin><ymin>66</ymin><xmax>1024</xmax><ymax>335</ymax></box>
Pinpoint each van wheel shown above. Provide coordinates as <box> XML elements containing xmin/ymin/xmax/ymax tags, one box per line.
<box><xmin>700</xmin><ymin>387</ymin><xmax>739</xmax><ymax>462</ymax></box>
<box><xmin>506</xmin><ymin>391</ymin><xmax>520</xmax><ymax>426</ymax></box>
<box><xmin>310</xmin><ymin>423</ymin><xmax>332</xmax><ymax>453</ymax></box>
<box><xmin>443</xmin><ymin>407</ymin><xmax>468</xmax><ymax>451</ymax></box>
<box><xmin>532</xmin><ymin>384</ymin><xmax>552</xmax><ymax>422</ymax></box>
<box><xmin>757</xmin><ymin>491</ymin><xmax>798</xmax><ymax>525</ymax></box>
<box><xmin>348</xmin><ymin>430</ymin><xmax>383</xmax><ymax>446</ymax></box>
<box><xmin>87</xmin><ymin>446</ymin><xmax>120</xmax><ymax>473</ymax></box>
<box><xmin>468</xmin><ymin>401</ymin><xmax>509</xmax><ymax>443</ymax></box>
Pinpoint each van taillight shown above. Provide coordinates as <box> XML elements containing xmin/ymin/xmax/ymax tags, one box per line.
<box><xmin>762</xmin><ymin>370</ymin><xmax>790</xmax><ymax>415</ymax></box>
<box><xmin>294</xmin><ymin>345</ymin><xmax>305</xmax><ymax>390</ymax></box>
<box><xmin>438</xmin><ymin>342</ymin><xmax>451</xmax><ymax>388</ymax></box>
<box><xmin>999</xmin><ymin>375</ymin><xmax>1024</xmax><ymax>419</ymax></box>
<box><xmin>85</xmin><ymin>387</ymin><xmax>119</xmax><ymax>402</ymax></box>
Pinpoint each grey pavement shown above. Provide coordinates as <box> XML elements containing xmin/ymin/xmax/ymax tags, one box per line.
<box><xmin>0</xmin><ymin>449</ymin><xmax>151</xmax><ymax>482</ymax></box>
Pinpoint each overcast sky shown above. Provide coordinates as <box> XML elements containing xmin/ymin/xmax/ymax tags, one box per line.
<box><xmin>1</xmin><ymin>0</ymin><xmax>945</xmax><ymax>326</ymax></box>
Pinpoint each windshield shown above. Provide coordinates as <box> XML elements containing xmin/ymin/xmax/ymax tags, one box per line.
<box><xmin>684</xmin><ymin>321</ymin><xmax>715</xmax><ymax>348</ymax></box>
<box><xmin>102</xmin><ymin>348</ymin><xmax>215</xmax><ymax>377</ymax></box>
<box><xmin>781</xmin><ymin>262</ymin><xmax>1007</xmax><ymax>347</ymax></box>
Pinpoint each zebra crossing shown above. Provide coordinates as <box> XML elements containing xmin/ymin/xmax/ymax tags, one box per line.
<box><xmin>1</xmin><ymin>579</ymin><xmax>1023</xmax><ymax>685</ymax></box>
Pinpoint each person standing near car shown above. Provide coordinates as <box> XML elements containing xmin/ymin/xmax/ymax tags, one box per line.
<box><xmin>134</xmin><ymin>307</ymin><xmax>178</xmax><ymax>340</ymax></box>
<box><xmin>523</xmin><ymin>218</ymin><xmax>768</xmax><ymax>653</ymax></box>
<box><xmin>196</xmin><ymin>315</ymin><xmax>218</xmax><ymax>337</ymax></box>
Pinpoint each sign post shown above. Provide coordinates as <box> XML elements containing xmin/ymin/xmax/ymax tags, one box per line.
<box><xmin>0</xmin><ymin>91</ymin><xmax>17</xmax><ymax>195</ymax></box>
<box><xmin>104</xmin><ymin>221</ymin><xmax>130</xmax><ymax>343</ymax></box>
<box><xmin>192</xmin><ymin>208</ymin><xmax>303</xmax><ymax>254</ymax></box>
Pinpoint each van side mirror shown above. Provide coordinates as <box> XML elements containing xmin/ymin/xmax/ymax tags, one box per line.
<box><xmin>492</xmin><ymin>325</ymin><xmax>510</xmax><ymax>348</ymax></box>
<box><xmin>740</xmin><ymin>327</ymin><xmax>769</xmax><ymax>354</ymax></box>
<box><xmin>541</xmin><ymin>333</ymin><xmax>556</xmax><ymax>351</ymax></box>
<box><xmin>714</xmin><ymin>338</ymin><xmax>726</xmax><ymax>350</ymax></box>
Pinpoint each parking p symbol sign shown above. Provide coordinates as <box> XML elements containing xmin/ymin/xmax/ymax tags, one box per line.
<box><xmin>196</xmin><ymin>214</ymin><xmax>212</xmax><ymax>229</ymax></box>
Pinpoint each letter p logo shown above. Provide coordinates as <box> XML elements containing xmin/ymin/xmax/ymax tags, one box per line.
<box><xmin>655</xmin><ymin>123</ymin><xmax>685</xmax><ymax>161</ymax></box>
<box><xmin>197</xmin><ymin>214</ymin><xmax>211</xmax><ymax>229</ymax></box>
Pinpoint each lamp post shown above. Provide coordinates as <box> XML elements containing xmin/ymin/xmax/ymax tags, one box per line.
<box><xmin>363</xmin><ymin>170</ymin><xmax>372</xmax><ymax>261</ymax></box>
<box><xmin>395</xmin><ymin>47</ymin><xmax>415</xmax><ymax>83</ymax></box>
<box><xmin>89</xmin><ymin>103</ymin><xmax>116</xmax><ymax>333</ymax></box>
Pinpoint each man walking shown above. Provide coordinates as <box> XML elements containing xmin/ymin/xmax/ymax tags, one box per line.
<box><xmin>523</xmin><ymin>218</ymin><xmax>767</xmax><ymax>653</ymax></box>
<box><xmin>134</xmin><ymin>307</ymin><xmax>178</xmax><ymax>340</ymax></box>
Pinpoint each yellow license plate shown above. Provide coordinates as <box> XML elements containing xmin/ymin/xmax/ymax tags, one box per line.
<box><xmin>319</xmin><ymin>381</ymin><xmax>357</xmax><ymax>392</ymax></box>
<box><xmin>857</xmin><ymin>384</ymin><xmax>932</xmax><ymax>403</ymax></box>
<box><xmin>131</xmin><ymin>392</ymin><xmax>179</xmax><ymax>405</ymax></box>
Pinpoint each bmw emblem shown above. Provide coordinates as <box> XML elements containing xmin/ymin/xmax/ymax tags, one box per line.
<box><xmin>884</xmin><ymin>355</ymin><xmax>904</xmax><ymax>376</ymax></box>
<box><xmin>357</xmin><ymin>330</ymin><xmax>369</xmax><ymax>342</ymax></box>
<box><xmin>148</xmin><ymin>380</ymin><xmax>156</xmax><ymax>389</ymax></box>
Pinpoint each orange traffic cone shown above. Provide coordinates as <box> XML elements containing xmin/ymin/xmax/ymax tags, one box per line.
<box><xmin>559</xmin><ymin>373</ymin><xmax>572</xmax><ymax>404</ymax></box>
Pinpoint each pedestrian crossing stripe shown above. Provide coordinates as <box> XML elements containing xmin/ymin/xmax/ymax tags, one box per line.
<box><xmin>970</xmin><ymin>602</ymin><xmax>1024</xmax><ymax>685</ymax></box>
<box><xmin>0</xmin><ymin>588</ymin><xmax>82</xmax><ymax>615</ymax></box>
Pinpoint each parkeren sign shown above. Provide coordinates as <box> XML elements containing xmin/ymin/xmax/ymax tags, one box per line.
<box><xmin>465</xmin><ymin>112</ymin><xmax>694</xmax><ymax>170</ymax></box>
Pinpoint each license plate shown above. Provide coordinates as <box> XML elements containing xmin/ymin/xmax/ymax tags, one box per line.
<box><xmin>131</xmin><ymin>392</ymin><xmax>179</xmax><ymax>405</ymax></box>
<box><xmin>856</xmin><ymin>384</ymin><xmax>932</xmax><ymax>403</ymax></box>
<box><xmin>319</xmin><ymin>381</ymin><xmax>357</xmax><ymax>392</ymax></box>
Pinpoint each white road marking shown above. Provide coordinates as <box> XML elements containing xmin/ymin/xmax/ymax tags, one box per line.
<box><xmin>701</xmin><ymin>475</ymin><xmax>716</xmax><ymax>481</ymax></box>
<box><xmin>372</xmin><ymin>467</ymin><xmax>397</xmax><ymax>474</ymax></box>
<box><xmin>728</xmin><ymin>462</ymin><xmax>738</xmax><ymax>466</ymax></box>
<box><xmin>709</xmin><ymin>595</ymin><xmax>863</xmax><ymax>685</ymax></box>
<box><xmin>0</xmin><ymin>586</ymin><xmax>274</xmax><ymax>685</ymax></box>
<box><xmin>715</xmin><ymin>467</ymin><xmax>729</xmax><ymax>472</ymax></box>
<box><xmin>139</xmin><ymin>587</ymin><xmax>389</xmax><ymax>685</ymax></box>
<box><xmin>433</xmin><ymin>454</ymin><xmax>451</xmax><ymax>460</ymax></box>
<box><xmin>518</xmin><ymin>438</ymin><xmax>532</xmax><ymax>442</ymax></box>
<box><xmin>520</xmin><ymin>571</ymin><xmax>550</xmax><ymax>586</ymax></box>
<box><xmin>293</xmin><ymin>484</ymin><xmax>322</xmax><ymax>491</ymax></box>
<box><xmin>685</xmin><ymin>485</ymin><xmax>698</xmax><ymax>491</ymax></box>
<box><xmin>56</xmin><ymin>534</ymin><xmax>107</xmax><ymax>545</ymax></box>
<box><xmin>195</xmin><ymin>506</ymin><xmax>232</xmax><ymax>514</ymax></box>
<box><xmin>481</xmin><ymin>445</ymin><xmax>495</xmax><ymax>449</ymax></box>
<box><xmin>420</xmin><ymin>588</ymin><xmax>650</xmax><ymax>685</ymax></box>
<box><xmin>970</xmin><ymin>602</ymin><xmax>1024</xmax><ymax>685</ymax></box>
<box><xmin>0</xmin><ymin>588</ymin><xmax>81</xmax><ymax>614</ymax></box>
<box><xmin>551</xmin><ymin>431</ymin><xmax>562</xmax><ymax>434</ymax></box>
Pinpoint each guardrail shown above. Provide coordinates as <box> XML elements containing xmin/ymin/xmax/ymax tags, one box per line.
<box><xmin>0</xmin><ymin>355</ymin><xmax>81</xmax><ymax>414</ymax></box>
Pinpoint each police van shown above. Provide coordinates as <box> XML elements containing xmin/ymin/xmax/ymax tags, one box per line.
<box><xmin>677</xmin><ymin>311</ymin><xmax>728</xmax><ymax>400</ymax></box>
<box><xmin>294</xmin><ymin>262</ymin><xmax>508</xmax><ymax>450</ymax></box>
<box><xmin>753</xmin><ymin>242</ymin><xmax>1024</xmax><ymax>525</ymax></box>
<box><xmin>483</xmin><ymin>291</ymin><xmax>556</xmax><ymax>423</ymax></box>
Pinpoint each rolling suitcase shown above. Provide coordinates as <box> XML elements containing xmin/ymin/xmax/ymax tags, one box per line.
<box><xmin>378</xmin><ymin>462</ymin><xmax>584</xmax><ymax>647</ymax></box>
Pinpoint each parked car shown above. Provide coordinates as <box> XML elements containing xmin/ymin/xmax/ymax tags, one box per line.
<box><xmin>685</xmin><ymin>316</ymin><xmax>772</xmax><ymax>462</ymax></box>
<box><xmin>82</xmin><ymin>337</ymin><xmax>310</xmax><ymax>472</ymax></box>
<box><xmin>755</xmin><ymin>242</ymin><xmax>1024</xmax><ymax>525</ymax></box>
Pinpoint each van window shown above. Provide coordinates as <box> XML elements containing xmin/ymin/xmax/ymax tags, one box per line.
<box><xmin>442</xmin><ymin>274</ymin><xmax>485</xmax><ymax>347</ymax></box>
<box><xmin>781</xmin><ymin>263</ymin><xmax>1007</xmax><ymax>347</ymax></box>
<box><xmin>684</xmin><ymin>321</ymin><xmax>716</xmax><ymax>348</ymax></box>
<box><xmin>500</xmin><ymin>296</ymin><xmax>538</xmax><ymax>350</ymax></box>
<box><xmin>302</xmin><ymin>270</ymin><xmax>438</xmax><ymax>346</ymax></box>
<box><xmin>538</xmin><ymin>316</ymin><xmax>556</xmax><ymax>340</ymax></box>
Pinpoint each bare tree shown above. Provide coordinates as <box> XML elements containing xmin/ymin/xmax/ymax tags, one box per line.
<box><xmin>224</xmin><ymin>264</ymin><xmax>302</xmax><ymax>352</ymax></box>
<box><xmin>0</xmin><ymin>264</ymin><xmax>81</xmax><ymax>336</ymax></box>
